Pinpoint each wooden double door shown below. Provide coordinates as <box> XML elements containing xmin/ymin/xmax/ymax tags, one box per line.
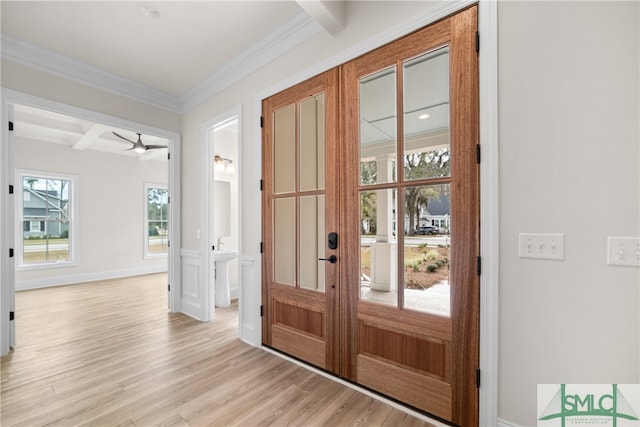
<box><xmin>262</xmin><ymin>7</ymin><xmax>479</xmax><ymax>426</ymax></box>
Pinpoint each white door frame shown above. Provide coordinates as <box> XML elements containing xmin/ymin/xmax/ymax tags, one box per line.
<box><xmin>1</xmin><ymin>101</ymin><xmax>16</xmax><ymax>354</ymax></box>
<box><xmin>200</xmin><ymin>106</ymin><xmax>242</xmax><ymax>322</ymax></box>
<box><xmin>0</xmin><ymin>89</ymin><xmax>182</xmax><ymax>355</ymax></box>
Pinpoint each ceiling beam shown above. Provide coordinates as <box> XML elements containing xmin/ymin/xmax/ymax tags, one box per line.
<box><xmin>72</xmin><ymin>123</ymin><xmax>108</xmax><ymax>151</ymax></box>
<box><xmin>296</xmin><ymin>0</ymin><xmax>345</xmax><ymax>35</ymax></box>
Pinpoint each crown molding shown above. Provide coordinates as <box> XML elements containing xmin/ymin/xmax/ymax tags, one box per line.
<box><xmin>180</xmin><ymin>11</ymin><xmax>322</xmax><ymax>112</ymax></box>
<box><xmin>1</xmin><ymin>10</ymin><xmax>321</xmax><ymax>114</ymax></box>
<box><xmin>1</xmin><ymin>34</ymin><xmax>183</xmax><ymax>113</ymax></box>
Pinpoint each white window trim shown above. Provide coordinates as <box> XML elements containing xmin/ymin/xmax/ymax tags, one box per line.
<box><xmin>15</xmin><ymin>169</ymin><xmax>79</xmax><ymax>271</ymax></box>
<box><xmin>143</xmin><ymin>182</ymin><xmax>168</xmax><ymax>260</ymax></box>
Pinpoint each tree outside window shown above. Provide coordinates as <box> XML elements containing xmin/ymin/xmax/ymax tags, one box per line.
<box><xmin>145</xmin><ymin>184</ymin><xmax>168</xmax><ymax>257</ymax></box>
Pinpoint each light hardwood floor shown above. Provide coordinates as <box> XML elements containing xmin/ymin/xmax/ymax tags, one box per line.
<box><xmin>1</xmin><ymin>274</ymin><xmax>436</xmax><ymax>427</ymax></box>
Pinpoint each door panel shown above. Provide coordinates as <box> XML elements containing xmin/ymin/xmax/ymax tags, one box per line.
<box><xmin>262</xmin><ymin>69</ymin><xmax>340</xmax><ymax>373</ymax></box>
<box><xmin>341</xmin><ymin>6</ymin><xmax>479</xmax><ymax>426</ymax></box>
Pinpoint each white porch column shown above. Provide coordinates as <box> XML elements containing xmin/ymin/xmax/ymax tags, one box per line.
<box><xmin>370</xmin><ymin>155</ymin><xmax>396</xmax><ymax>292</ymax></box>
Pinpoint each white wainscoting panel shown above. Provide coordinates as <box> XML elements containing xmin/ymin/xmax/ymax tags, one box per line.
<box><xmin>180</xmin><ymin>249</ymin><xmax>202</xmax><ymax>320</ymax></box>
<box><xmin>240</xmin><ymin>255</ymin><xmax>259</xmax><ymax>345</ymax></box>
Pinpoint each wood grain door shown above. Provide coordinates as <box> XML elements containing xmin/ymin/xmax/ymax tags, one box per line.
<box><xmin>340</xmin><ymin>7</ymin><xmax>479</xmax><ymax>426</ymax></box>
<box><xmin>262</xmin><ymin>69</ymin><xmax>340</xmax><ymax>373</ymax></box>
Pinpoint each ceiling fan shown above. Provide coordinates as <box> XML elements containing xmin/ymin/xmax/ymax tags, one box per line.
<box><xmin>112</xmin><ymin>131</ymin><xmax>167</xmax><ymax>154</ymax></box>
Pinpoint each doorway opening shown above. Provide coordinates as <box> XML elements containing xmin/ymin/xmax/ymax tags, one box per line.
<box><xmin>202</xmin><ymin>108</ymin><xmax>241</xmax><ymax>324</ymax></box>
<box><xmin>1</xmin><ymin>91</ymin><xmax>181</xmax><ymax>355</ymax></box>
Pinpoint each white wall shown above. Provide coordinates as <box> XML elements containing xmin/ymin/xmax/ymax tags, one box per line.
<box><xmin>498</xmin><ymin>2</ymin><xmax>639</xmax><ymax>425</ymax></box>
<box><xmin>14</xmin><ymin>136</ymin><xmax>168</xmax><ymax>288</ymax></box>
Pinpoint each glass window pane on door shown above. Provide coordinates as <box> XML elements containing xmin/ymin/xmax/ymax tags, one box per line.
<box><xmin>274</xmin><ymin>197</ymin><xmax>296</xmax><ymax>286</ymax></box>
<box><xmin>360</xmin><ymin>67</ymin><xmax>397</xmax><ymax>185</ymax></box>
<box><xmin>360</xmin><ymin>188</ymin><xmax>398</xmax><ymax>307</ymax></box>
<box><xmin>300</xmin><ymin>94</ymin><xmax>325</xmax><ymax>192</ymax></box>
<box><xmin>403</xmin><ymin>47</ymin><xmax>451</xmax><ymax>181</ymax></box>
<box><xmin>403</xmin><ymin>184</ymin><xmax>451</xmax><ymax>316</ymax></box>
<box><xmin>274</xmin><ymin>104</ymin><xmax>296</xmax><ymax>194</ymax></box>
<box><xmin>299</xmin><ymin>195</ymin><xmax>325</xmax><ymax>291</ymax></box>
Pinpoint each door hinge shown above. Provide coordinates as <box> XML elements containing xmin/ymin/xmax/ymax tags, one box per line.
<box><xmin>8</xmin><ymin>121</ymin><xmax>14</xmax><ymax>131</ymax></box>
<box><xmin>260</xmin><ymin>116</ymin><xmax>264</xmax><ymax>128</ymax></box>
<box><xmin>9</xmin><ymin>184</ymin><xmax>14</xmax><ymax>194</ymax></box>
<box><xmin>167</xmin><ymin>240</ymin><xmax>170</xmax><ymax>248</ymax></box>
<box><xmin>476</xmin><ymin>368</ymin><xmax>481</xmax><ymax>388</ymax></box>
<box><xmin>260</xmin><ymin>179</ymin><xmax>264</xmax><ymax>191</ymax></box>
<box><xmin>260</xmin><ymin>242</ymin><xmax>264</xmax><ymax>253</ymax></box>
<box><xmin>168</xmin><ymin>152</ymin><xmax>171</xmax><ymax>160</ymax></box>
<box><xmin>9</xmin><ymin>248</ymin><xmax>14</xmax><ymax>258</ymax></box>
<box><xmin>9</xmin><ymin>311</ymin><xmax>14</xmax><ymax>321</ymax></box>
<box><xmin>476</xmin><ymin>144</ymin><xmax>481</xmax><ymax>164</ymax></box>
<box><xmin>168</xmin><ymin>196</ymin><xmax>170</xmax><ymax>204</ymax></box>
<box><xmin>477</xmin><ymin>256</ymin><xmax>481</xmax><ymax>275</ymax></box>
<box><xmin>475</xmin><ymin>31</ymin><xmax>480</xmax><ymax>53</ymax></box>
<box><xmin>168</xmin><ymin>284</ymin><xmax>170</xmax><ymax>291</ymax></box>
<box><xmin>260</xmin><ymin>305</ymin><xmax>264</xmax><ymax>317</ymax></box>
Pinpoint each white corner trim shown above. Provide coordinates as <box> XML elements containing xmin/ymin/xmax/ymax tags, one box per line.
<box><xmin>478</xmin><ymin>1</ymin><xmax>500</xmax><ymax>426</ymax></box>
<box><xmin>1</xmin><ymin>34</ymin><xmax>182</xmax><ymax>113</ymax></box>
<box><xmin>181</xmin><ymin>12</ymin><xmax>322</xmax><ymax>112</ymax></box>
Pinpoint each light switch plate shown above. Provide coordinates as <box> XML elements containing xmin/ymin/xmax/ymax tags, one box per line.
<box><xmin>607</xmin><ymin>237</ymin><xmax>640</xmax><ymax>267</ymax></box>
<box><xmin>518</xmin><ymin>233</ymin><xmax>565</xmax><ymax>260</ymax></box>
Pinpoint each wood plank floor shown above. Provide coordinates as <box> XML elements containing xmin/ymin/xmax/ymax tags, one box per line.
<box><xmin>1</xmin><ymin>274</ymin><xmax>436</xmax><ymax>427</ymax></box>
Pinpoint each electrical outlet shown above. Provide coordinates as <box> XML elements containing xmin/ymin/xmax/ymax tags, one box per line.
<box><xmin>607</xmin><ymin>237</ymin><xmax>640</xmax><ymax>267</ymax></box>
<box><xmin>518</xmin><ymin>233</ymin><xmax>565</xmax><ymax>260</ymax></box>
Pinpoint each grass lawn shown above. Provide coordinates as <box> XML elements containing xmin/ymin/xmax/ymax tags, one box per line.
<box><xmin>23</xmin><ymin>238</ymin><xmax>68</xmax><ymax>246</ymax></box>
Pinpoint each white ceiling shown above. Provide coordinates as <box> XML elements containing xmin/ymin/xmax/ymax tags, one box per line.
<box><xmin>1</xmin><ymin>1</ymin><xmax>345</xmax><ymax>159</ymax></box>
<box><xmin>1</xmin><ymin>1</ymin><xmax>306</xmax><ymax>98</ymax></box>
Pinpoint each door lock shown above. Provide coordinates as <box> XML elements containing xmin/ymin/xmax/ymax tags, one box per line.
<box><xmin>328</xmin><ymin>232</ymin><xmax>338</xmax><ymax>250</ymax></box>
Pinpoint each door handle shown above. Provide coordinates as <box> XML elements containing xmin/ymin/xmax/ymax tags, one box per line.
<box><xmin>318</xmin><ymin>255</ymin><xmax>337</xmax><ymax>264</ymax></box>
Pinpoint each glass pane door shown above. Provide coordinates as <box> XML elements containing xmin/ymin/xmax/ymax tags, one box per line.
<box><xmin>262</xmin><ymin>70</ymin><xmax>340</xmax><ymax>373</ymax></box>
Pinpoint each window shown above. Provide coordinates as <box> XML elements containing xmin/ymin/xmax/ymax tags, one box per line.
<box><xmin>17</xmin><ymin>170</ymin><xmax>77</xmax><ymax>269</ymax></box>
<box><xmin>144</xmin><ymin>184</ymin><xmax>168</xmax><ymax>258</ymax></box>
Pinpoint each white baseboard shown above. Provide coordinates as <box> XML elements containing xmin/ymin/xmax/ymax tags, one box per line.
<box><xmin>497</xmin><ymin>417</ymin><xmax>523</xmax><ymax>427</ymax></box>
<box><xmin>16</xmin><ymin>265</ymin><xmax>168</xmax><ymax>291</ymax></box>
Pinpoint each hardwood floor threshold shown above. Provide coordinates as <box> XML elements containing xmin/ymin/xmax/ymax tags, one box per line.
<box><xmin>260</xmin><ymin>346</ymin><xmax>450</xmax><ymax>427</ymax></box>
